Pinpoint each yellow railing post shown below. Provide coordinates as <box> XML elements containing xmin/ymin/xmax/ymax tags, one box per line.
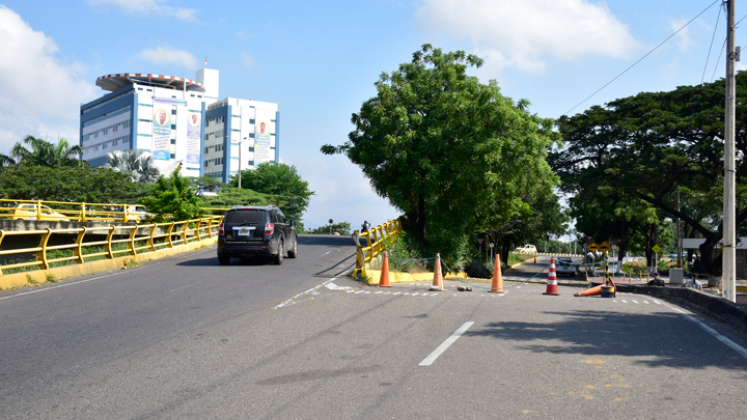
<box><xmin>0</xmin><ymin>231</ymin><xmax>5</xmax><ymax>276</ymax></box>
<box><xmin>166</xmin><ymin>223</ymin><xmax>175</xmax><ymax>248</ymax></box>
<box><xmin>206</xmin><ymin>217</ymin><xmax>214</xmax><ymax>238</ymax></box>
<box><xmin>147</xmin><ymin>224</ymin><xmax>157</xmax><ymax>251</ymax></box>
<box><xmin>74</xmin><ymin>227</ymin><xmax>87</xmax><ymax>264</ymax></box>
<box><xmin>104</xmin><ymin>226</ymin><xmax>116</xmax><ymax>259</ymax></box>
<box><xmin>181</xmin><ymin>221</ymin><xmax>189</xmax><ymax>245</ymax></box>
<box><xmin>81</xmin><ymin>203</ymin><xmax>87</xmax><ymax>222</ymax></box>
<box><xmin>36</xmin><ymin>200</ymin><xmax>42</xmax><ymax>221</ymax></box>
<box><xmin>194</xmin><ymin>219</ymin><xmax>202</xmax><ymax>241</ymax></box>
<box><xmin>37</xmin><ymin>228</ymin><xmax>52</xmax><ymax>270</ymax></box>
<box><xmin>128</xmin><ymin>226</ymin><xmax>138</xmax><ymax>255</ymax></box>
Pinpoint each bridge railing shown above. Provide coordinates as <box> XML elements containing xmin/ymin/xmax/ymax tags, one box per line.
<box><xmin>0</xmin><ymin>199</ymin><xmax>232</xmax><ymax>223</ymax></box>
<box><xmin>0</xmin><ymin>216</ymin><xmax>224</xmax><ymax>276</ymax></box>
<box><xmin>352</xmin><ymin>218</ymin><xmax>404</xmax><ymax>277</ymax></box>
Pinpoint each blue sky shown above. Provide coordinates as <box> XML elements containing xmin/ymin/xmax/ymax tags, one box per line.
<box><xmin>0</xmin><ymin>0</ymin><xmax>744</xmax><ymax>229</ymax></box>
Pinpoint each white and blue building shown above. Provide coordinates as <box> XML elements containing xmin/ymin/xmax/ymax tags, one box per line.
<box><xmin>80</xmin><ymin>68</ymin><xmax>280</xmax><ymax>183</ymax></box>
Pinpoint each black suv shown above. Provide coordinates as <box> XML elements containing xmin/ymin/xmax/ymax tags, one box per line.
<box><xmin>217</xmin><ymin>205</ymin><xmax>298</xmax><ymax>265</ymax></box>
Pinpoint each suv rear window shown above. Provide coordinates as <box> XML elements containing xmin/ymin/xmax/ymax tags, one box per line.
<box><xmin>224</xmin><ymin>209</ymin><xmax>268</xmax><ymax>224</ymax></box>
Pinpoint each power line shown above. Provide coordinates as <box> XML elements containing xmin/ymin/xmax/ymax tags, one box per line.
<box><xmin>563</xmin><ymin>0</ymin><xmax>720</xmax><ymax>116</ymax></box>
<box><xmin>711</xmin><ymin>10</ymin><xmax>747</xmax><ymax>82</ymax></box>
<box><xmin>711</xmin><ymin>38</ymin><xmax>727</xmax><ymax>82</ymax></box>
<box><xmin>702</xmin><ymin>3</ymin><xmax>723</xmax><ymax>84</ymax></box>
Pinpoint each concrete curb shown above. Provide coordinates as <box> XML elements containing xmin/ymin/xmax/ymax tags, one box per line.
<box><xmin>613</xmin><ymin>283</ymin><xmax>747</xmax><ymax>331</ymax></box>
<box><xmin>0</xmin><ymin>237</ymin><xmax>217</xmax><ymax>290</ymax></box>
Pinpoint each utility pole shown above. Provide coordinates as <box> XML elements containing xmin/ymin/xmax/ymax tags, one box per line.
<box><xmin>677</xmin><ymin>191</ymin><xmax>682</xmax><ymax>268</ymax></box>
<box><xmin>723</xmin><ymin>0</ymin><xmax>737</xmax><ymax>302</ymax></box>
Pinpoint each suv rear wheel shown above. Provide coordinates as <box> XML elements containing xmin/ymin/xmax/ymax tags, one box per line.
<box><xmin>273</xmin><ymin>240</ymin><xmax>284</xmax><ymax>265</ymax></box>
<box><xmin>288</xmin><ymin>237</ymin><xmax>298</xmax><ymax>258</ymax></box>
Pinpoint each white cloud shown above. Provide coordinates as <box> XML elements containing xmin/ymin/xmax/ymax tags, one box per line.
<box><xmin>416</xmin><ymin>0</ymin><xmax>641</xmax><ymax>72</ymax></box>
<box><xmin>88</xmin><ymin>0</ymin><xmax>198</xmax><ymax>22</ymax></box>
<box><xmin>670</xmin><ymin>18</ymin><xmax>695</xmax><ymax>52</ymax></box>
<box><xmin>137</xmin><ymin>45</ymin><xmax>198</xmax><ymax>69</ymax></box>
<box><xmin>0</xmin><ymin>6</ymin><xmax>97</xmax><ymax>154</ymax></box>
<box><xmin>240</xmin><ymin>51</ymin><xmax>256</xmax><ymax>68</ymax></box>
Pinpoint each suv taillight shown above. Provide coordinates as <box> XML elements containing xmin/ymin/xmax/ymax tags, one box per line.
<box><xmin>265</xmin><ymin>223</ymin><xmax>274</xmax><ymax>235</ymax></box>
<box><xmin>219</xmin><ymin>223</ymin><xmax>224</xmax><ymax>235</ymax></box>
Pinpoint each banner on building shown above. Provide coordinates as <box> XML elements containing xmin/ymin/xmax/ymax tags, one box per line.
<box><xmin>254</xmin><ymin>116</ymin><xmax>272</xmax><ymax>165</ymax></box>
<box><xmin>153</xmin><ymin>108</ymin><xmax>171</xmax><ymax>161</ymax></box>
<box><xmin>186</xmin><ymin>111</ymin><xmax>201</xmax><ymax>164</ymax></box>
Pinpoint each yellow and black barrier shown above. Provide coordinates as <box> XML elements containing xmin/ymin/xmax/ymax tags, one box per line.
<box><xmin>352</xmin><ymin>218</ymin><xmax>404</xmax><ymax>278</ymax></box>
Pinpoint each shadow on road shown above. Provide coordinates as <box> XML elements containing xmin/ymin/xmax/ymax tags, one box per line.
<box><xmin>468</xmin><ymin>310</ymin><xmax>747</xmax><ymax>372</ymax></box>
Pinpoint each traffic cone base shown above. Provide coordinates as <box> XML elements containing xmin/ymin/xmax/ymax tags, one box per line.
<box><xmin>544</xmin><ymin>256</ymin><xmax>559</xmax><ymax>295</ymax></box>
<box><xmin>379</xmin><ymin>251</ymin><xmax>391</xmax><ymax>287</ymax></box>
<box><xmin>432</xmin><ymin>253</ymin><xmax>444</xmax><ymax>291</ymax></box>
<box><xmin>489</xmin><ymin>254</ymin><xmax>505</xmax><ymax>294</ymax></box>
<box><xmin>574</xmin><ymin>284</ymin><xmax>602</xmax><ymax>297</ymax></box>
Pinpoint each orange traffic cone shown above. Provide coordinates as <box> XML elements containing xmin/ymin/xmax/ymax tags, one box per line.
<box><xmin>489</xmin><ymin>254</ymin><xmax>505</xmax><ymax>294</ymax></box>
<box><xmin>379</xmin><ymin>251</ymin><xmax>391</xmax><ymax>287</ymax></box>
<box><xmin>574</xmin><ymin>284</ymin><xmax>603</xmax><ymax>297</ymax></box>
<box><xmin>544</xmin><ymin>256</ymin><xmax>559</xmax><ymax>296</ymax></box>
<box><xmin>432</xmin><ymin>253</ymin><xmax>444</xmax><ymax>291</ymax></box>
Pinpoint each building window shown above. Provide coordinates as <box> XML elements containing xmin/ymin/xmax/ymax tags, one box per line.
<box><xmin>198</xmin><ymin>95</ymin><xmax>202</xmax><ymax>98</ymax></box>
<box><xmin>139</xmin><ymin>103</ymin><xmax>153</xmax><ymax>107</ymax></box>
<box><xmin>138</xmin><ymin>88</ymin><xmax>143</xmax><ymax>91</ymax></box>
<box><xmin>271</xmin><ymin>119</ymin><xmax>276</xmax><ymax>122</ymax></box>
<box><xmin>171</xmin><ymin>124</ymin><xmax>176</xmax><ymax>129</ymax></box>
<box><xmin>232</xmin><ymin>115</ymin><xmax>241</xmax><ymax>118</ymax></box>
<box><xmin>248</xmin><ymin>160</ymin><xmax>255</xmax><ymax>166</ymax></box>
<box><xmin>190</xmin><ymin>94</ymin><xmax>195</xmax><ymax>97</ymax></box>
<box><xmin>170</xmin><ymin>153</ymin><xmax>176</xmax><ymax>159</ymax></box>
<box><xmin>204</xmin><ymin>147</ymin><xmax>208</xmax><ymax>154</ymax></box>
<box><xmin>249</xmin><ymin>147</ymin><xmax>254</xmax><ymax>152</ymax></box>
<box><xmin>205</xmin><ymin>160</ymin><xmax>209</xmax><ymax>167</ymax></box>
<box><xmin>249</xmin><ymin>119</ymin><xmax>255</xmax><ymax>124</ymax></box>
<box><xmin>205</xmin><ymin>134</ymin><xmax>209</xmax><ymax>140</ymax></box>
<box><xmin>249</xmin><ymin>133</ymin><xmax>255</xmax><ymax>138</ymax></box>
<box><xmin>171</xmin><ymin>109</ymin><xmax>176</xmax><ymax>115</ymax></box>
<box><xmin>139</xmin><ymin>119</ymin><xmax>152</xmax><ymax>123</ymax></box>
<box><xmin>147</xmin><ymin>89</ymin><xmax>152</xmax><ymax>92</ymax></box>
<box><xmin>170</xmin><ymin>139</ymin><xmax>176</xmax><ymax>144</ymax></box>
<box><xmin>172</xmin><ymin>95</ymin><xmax>176</xmax><ymax>99</ymax></box>
<box><xmin>232</xmin><ymin>129</ymin><xmax>240</xmax><ymax>132</ymax></box>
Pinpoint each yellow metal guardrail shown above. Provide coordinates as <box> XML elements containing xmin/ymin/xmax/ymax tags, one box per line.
<box><xmin>0</xmin><ymin>199</ymin><xmax>231</xmax><ymax>223</ymax></box>
<box><xmin>511</xmin><ymin>251</ymin><xmax>584</xmax><ymax>258</ymax></box>
<box><xmin>0</xmin><ymin>216</ymin><xmax>223</xmax><ymax>276</ymax></box>
<box><xmin>352</xmin><ymin>218</ymin><xmax>404</xmax><ymax>277</ymax></box>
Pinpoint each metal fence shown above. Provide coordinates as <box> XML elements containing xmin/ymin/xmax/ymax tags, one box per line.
<box><xmin>0</xmin><ymin>216</ymin><xmax>223</xmax><ymax>276</ymax></box>
<box><xmin>352</xmin><ymin>219</ymin><xmax>403</xmax><ymax>277</ymax></box>
<box><xmin>0</xmin><ymin>199</ymin><xmax>231</xmax><ymax>223</ymax></box>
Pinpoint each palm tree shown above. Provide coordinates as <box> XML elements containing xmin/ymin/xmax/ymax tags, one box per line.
<box><xmin>11</xmin><ymin>136</ymin><xmax>86</xmax><ymax>168</ymax></box>
<box><xmin>103</xmin><ymin>149</ymin><xmax>160</xmax><ymax>183</ymax></box>
<box><xmin>0</xmin><ymin>153</ymin><xmax>15</xmax><ymax>169</ymax></box>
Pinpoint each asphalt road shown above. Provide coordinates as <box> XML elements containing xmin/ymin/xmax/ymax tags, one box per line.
<box><xmin>1</xmin><ymin>246</ymin><xmax>746</xmax><ymax>419</ymax></box>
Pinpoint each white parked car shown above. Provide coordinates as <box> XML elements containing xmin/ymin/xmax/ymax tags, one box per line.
<box><xmin>514</xmin><ymin>244</ymin><xmax>538</xmax><ymax>254</ymax></box>
<box><xmin>555</xmin><ymin>258</ymin><xmax>576</xmax><ymax>276</ymax></box>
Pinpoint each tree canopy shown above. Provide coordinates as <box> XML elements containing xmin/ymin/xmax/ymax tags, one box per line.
<box><xmin>103</xmin><ymin>149</ymin><xmax>160</xmax><ymax>183</ymax></box>
<box><xmin>551</xmin><ymin>72</ymin><xmax>747</xmax><ymax>286</ymax></box>
<box><xmin>11</xmin><ymin>136</ymin><xmax>87</xmax><ymax>168</ymax></box>
<box><xmin>139</xmin><ymin>169</ymin><xmax>203</xmax><ymax>222</ymax></box>
<box><xmin>322</xmin><ymin>44</ymin><xmax>558</xmax><ymax>262</ymax></box>
<box><xmin>230</xmin><ymin>162</ymin><xmax>314</xmax><ymax>222</ymax></box>
<box><xmin>0</xmin><ymin>165</ymin><xmax>149</xmax><ymax>203</ymax></box>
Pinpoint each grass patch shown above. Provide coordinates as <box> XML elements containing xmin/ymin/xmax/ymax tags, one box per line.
<box><xmin>45</xmin><ymin>273</ymin><xmax>58</xmax><ymax>283</ymax></box>
<box><xmin>26</xmin><ymin>274</ymin><xmax>41</xmax><ymax>285</ymax></box>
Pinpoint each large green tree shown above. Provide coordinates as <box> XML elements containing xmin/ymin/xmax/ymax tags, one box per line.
<box><xmin>140</xmin><ymin>169</ymin><xmax>203</xmax><ymax>222</ymax></box>
<box><xmin>0</xmin><ymin>166</ymin><xmax>149</xmax><ymax>203</ymax></box>
<box><xmin>230</xmin><ymin>162</ymin><xmax>314</xmax><ymax>222</ymax></box>
<box><xmin>552</xmin><ymin>72</ymin><xmax>747</xmax><ymax>287</ymax></box>
<box><xmin>322</xmin><ymin>45</ymin><xmax>557</xmax><ymax>262</ymax></box>
<box><xmin>11</xmin><ymin>136</ymin><xmax>87</xmax><ymax>168</ymax></box>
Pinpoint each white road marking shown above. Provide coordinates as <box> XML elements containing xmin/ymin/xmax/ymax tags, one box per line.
<box><xmin>404</xmin><ymin>293</ymin><xmax>410</xmax><ymax>295</ymax></box>
<box><xmin>375</xmin><ymin>291</ymin><xmax>383</xmax><ymax>294</ymax></box>
<box><xmin>613</xmin><ymin>300</ymin><xmax>618</xmax><ymax>302</ymax></box>
<box><xmin>643</xmin><ymin>301</ymin><xmax>649</xmax><ymax>304</ymax></box>
<box><xmin>355</xmin><ymin>291</ymin><xmax>365</xmax><ymax>294</ymax></box>
<box><xmin>346</xmin><ymin>290</ymin><xmax>354</xmax><ymax>293</ymax></box>
<box><xmin>394</xmin><ymin>292</ymin><xmax>401</xmax><ymax>295</ymax></box>
<box><xmin>622</xmin><ymin>300</ymin><xmax>628</xmax><ymax>303</ymax></box>
<box><xmin>412</xmin><ymin>292</ymin><xmax>419</xmax><ymax>296</ymax></box>
<box><xmin>320</xmin><ymin>251</ymin><xmax>331</xmax><ymax>257</ymax></box>
<box><xmin>419</xmin><ymin>322</ymin><xmax>475</xmax><ymax>366</ymax></box>
<box><xmin>325</xmin><ymin>282</ymin><xmax>352</xmax><ymax>291</ymax></box>
<box><xmin>666</xmin><ymin>304</ymin><xmax>747</xmax><ymax>360</ymax></box>
<box><xmin>632</xmin><ymin>300</ymin><xmax>639</xmax><ymax>304</ymax></box>
<box><xmin>0</xmin><ymin>267</ymin><xmax>146</xmax><ymax>302</ymax></box>
<box><xmin>169</xmin><ymin>280</ymin><xmax>203</xmax><ymax>292</ymax></box>
<box><xmin>653</xmin><ymin>300</ymin><xmax>661</xmax><ymax>304</ymax></box>
<box><xmin>430</xmin><ymin>293</ymin><xmax>438</xmax><ymax>296</ymax></box>
<box><xmin>364</xmin><ymin>291</ymin><xmax>371</xmax><ymax>294</ymax></box>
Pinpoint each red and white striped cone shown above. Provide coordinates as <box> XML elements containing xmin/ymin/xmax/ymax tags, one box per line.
<box><xmin>543</xmin><ymin>256</ymin><xmax>559</xmax><ymax>296</ymax></box>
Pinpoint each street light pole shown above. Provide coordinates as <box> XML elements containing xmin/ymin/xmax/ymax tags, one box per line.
<box><xmin>226</xmin><ymin>136</ymin><xmax>248</xmax><ymax>189</ymax></box>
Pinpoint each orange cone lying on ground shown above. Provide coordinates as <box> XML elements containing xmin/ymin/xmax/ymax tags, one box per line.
<box><xmin>489</xmin><ymin>254</ymin><xmax>505</xmax><ymax>294</ymax></box>
<box><xmin>574</xmin><ymin>284</ymin><xmax>603</xmax><ymax>297</ymax></box>
<box><xmin>379</xmin><ymin>251</ymin><xmax>391</xmax><ymax>287</ymax></box>
<box><xmin>543</xmin><ymin>256</ymin><xmax>559</xmax><ymax>296</ymax></box>
<box><xmin>432</xmin><ymin>253</ymin><xmax>444</xmax><ymax>291</ymax></box>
